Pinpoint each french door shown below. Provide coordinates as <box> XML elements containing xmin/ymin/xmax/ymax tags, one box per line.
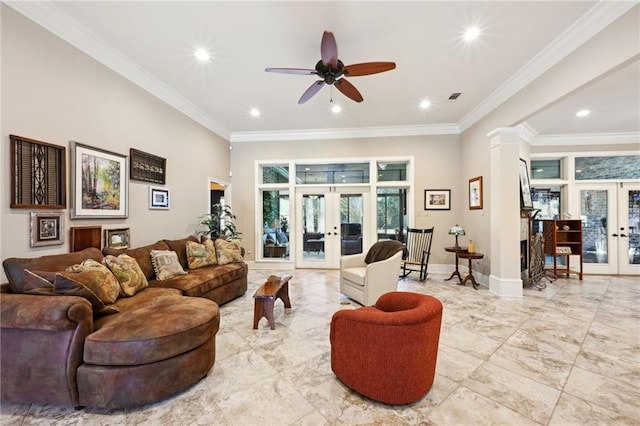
<box><xmin>295</xmin><ymin>187</ymin><xmax>369</xmax><ymax>268</ymax></box>
<box><xmin>579</xmin><ymin>183</ymin><xmax>640</xmax><ymax>275</ymax></box>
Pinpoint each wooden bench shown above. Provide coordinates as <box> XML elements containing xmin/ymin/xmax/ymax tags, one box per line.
<box><xmin>253</xmin><ymin>275</ymin><xmax>292</xmax><ymax>330</ymax></box>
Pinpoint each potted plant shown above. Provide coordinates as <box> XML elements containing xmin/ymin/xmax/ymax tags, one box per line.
<box><xmin>198</xmin><ymin>203</ymin><xmax>243</xmax><ymax>241</ymax></box>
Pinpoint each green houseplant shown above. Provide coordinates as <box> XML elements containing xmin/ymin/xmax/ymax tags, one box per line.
<box><xmin>198</xmin><ymin>203</ymin><xmax>242</xmax><ymax>241</ymax></box>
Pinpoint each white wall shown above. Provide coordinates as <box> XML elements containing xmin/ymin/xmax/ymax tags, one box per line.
<box><xmin>231</xmin><ymin>134</ymin><xmax>462</xmax><ymax>263</ymax></box>
<box><xmin>1</xmin><ymin>6</ymin><xmax>230</xmax><ymax>281</ymax></box>
<box><xmin>459</xmin><ymin>5</ymin><xmax>640</xmax><ymax>281</ymax></box>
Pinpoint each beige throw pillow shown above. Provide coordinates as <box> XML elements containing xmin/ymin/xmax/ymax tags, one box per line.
<box><xmin>103</xmin><ymin>254</ymin><xmax>149</xmax><ymax>296</ymax></box>
<box><xmin>214</xmin><ymin>239</ymin><xmax>243</xmax><ymax>265</ymax></box>
<box><xmin>150</xmin><ymin>250</ymin><xmax>188</xmax><ymax>280</ymax></box>
<box><xmin>186</xmin><ymin>239</ymin><xmax>217</xmax><ymax>269</ymax></box>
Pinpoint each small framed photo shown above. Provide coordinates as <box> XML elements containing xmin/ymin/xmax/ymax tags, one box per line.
<box><xmin>469</xmin><ymin>176</ymin><xmax>483</xmax><ymax>210</ymax></box>
<box><xmin>104</xmin><ymin>228</ymin><xmax>130</xmax><ymax>249</ymax></box>
<box><xmin>30</xmin><ymin>211</ymin><xmax>64</xmax><ymax>247</ymax></box>
<box><xmin>519</xmin><ymin>158</ymin><xmax>533</xmax><ymax>209</ymax></box>
<box><xmin>424</xmin><ymin>189</ymin><xmax>451</xmax><ymax>210</ymax></box>
<box><xmin>149</xmin><ymin>186</ymin><xmax>170</xmax><ymax>210</ymax></box>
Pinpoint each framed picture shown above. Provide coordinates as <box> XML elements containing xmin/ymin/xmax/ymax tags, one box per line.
<box><xmin>30</xmin><ymin>211</ymin><xmax>64</xmax><ymax>247</ymax></box>
<box><xmin>424</xmin><ymin>189</ymin><xmax>451</xmax><ymax>210</ymax></box>
<box><xmin>104</xmin><ymin>228</ymin><xmax>130</xmax><ymax>249</ymax></box>
<box><xmin>130</xmin><ymin>148</ymin><xmax>166</xmax><ymax>184</ymax></box>
<box><xmin>469</xmin><ymin>176</ymin><xmax>483</xmax><ymax>210</ymax></box>
<box><xmin>70</xmin><ymin>142</ymin><xmax>128</xmax><ymax>219</ymax></box>
<box><xmin>10</xmin><ymin>135</ymin><xmax>66</xmax><ymax>209</ymax></box>
<box><xmin>519</xmin><ymin>158</ymin><xmax>533</xmax><ymax>209</ymax></box>
<box><xmin>149</xmin><ymin>186</ymin><xmax>170</xmax><ymax>209</ymax></box>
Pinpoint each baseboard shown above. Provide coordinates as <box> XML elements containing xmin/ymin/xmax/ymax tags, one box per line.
<box><xmin>489</xmin><ymin>275</ymin><xmax>523</xmax><ymax>297</ymax></box>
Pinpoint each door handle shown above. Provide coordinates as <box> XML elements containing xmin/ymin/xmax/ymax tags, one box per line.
<box><xmin>620</xmin><ymin>234</ymin><xmax>628</xmax><ymax>238</ymax></box>
<box><xmin>612</xmin><ymin>233</ymin><xmax>619</xmax><ymax>237</ymax></box>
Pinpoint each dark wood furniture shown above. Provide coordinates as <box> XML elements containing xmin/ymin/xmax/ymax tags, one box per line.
<box><xmin>444</xmin><ymin>246</ymin><xmax>468</xmax><ymax>283</ymax></box>
<box><xmin>253</xmin><ymin>275</ymin><xmax>292</xmax><ymax>330</ymax></box>
<box><xmin>457</xmin><ymin>251</ymin><xmax>484</xmax><ymax>290</ymax></box>
<box><xmin>542</xmin><ymin>219</ymin><xmax>583</xmax><ymax>280</ymax></box>
<box><xmin>69</xmin><ymin>226</ymin><xmax>102</xmax><ymax>252</ymax></box>
<box><xmin>400</xmin><ymin>227</ymin><xmax>434</xmax><ymax>281</ymax></box>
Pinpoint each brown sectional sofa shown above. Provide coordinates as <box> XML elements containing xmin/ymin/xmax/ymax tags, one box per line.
<box><xmin>0</xmin><ymin>235</ymin><xmax>248</xmax><ymax>409</ymax></box>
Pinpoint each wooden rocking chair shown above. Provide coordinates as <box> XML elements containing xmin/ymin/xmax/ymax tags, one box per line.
<box><xmin>400</xmin><ymin>227</ymin><xmax>434</xmax><ymax>281</ymax></box>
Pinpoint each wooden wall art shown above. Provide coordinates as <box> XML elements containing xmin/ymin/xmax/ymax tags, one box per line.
<box><xmin>130</xmin><ymin>148</ymin><xmax>166</xmax><ymax>184</ymax></box>
<box><xmin>10</xmin><ymin>135</ymin><xmax>66</xmax><ymax>209</ymax></box>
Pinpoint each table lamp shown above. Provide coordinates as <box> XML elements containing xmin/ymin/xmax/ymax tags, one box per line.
<box><xmin>448</xmin><ymin>225</ymin><xmax>465</xmax><ymax>249</ymax></box>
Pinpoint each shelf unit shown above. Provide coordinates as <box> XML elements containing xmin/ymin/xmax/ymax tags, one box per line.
<box><xmin>542</xmin><ymin>219</ymin><xmax>583</xmax><ymax>280</ymax></box>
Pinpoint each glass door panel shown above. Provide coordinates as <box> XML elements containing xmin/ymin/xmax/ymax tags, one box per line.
<box><xmin>340</xmin><ymin>193</ymin><xmax>364</xmax><ymax>256</ymax></box>
<box><xmin>619</xmin><ymin>184</ymin><xmax>640</xmax><ymax>274</ymax></box>
<box><xmin>300</xmin><ymin>192</ymin><xmax>326</xmax><ymax>263</ymax></box>
<box><xmin>580</xmin><ymin>185</ymin><xmax>617</xmax><ymax>274</ymax></box>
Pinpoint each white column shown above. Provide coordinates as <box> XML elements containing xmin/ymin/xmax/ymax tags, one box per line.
<box><xmin>488</xmin><ymin>128</ymin><xmax>526</xmax><ymax>297</ymax></box>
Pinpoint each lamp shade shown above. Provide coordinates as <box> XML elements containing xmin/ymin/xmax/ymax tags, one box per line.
<box><xmin>448</xmin><ymin>225</ymin><xmax>465</xmax><ymax>236</ymax></box>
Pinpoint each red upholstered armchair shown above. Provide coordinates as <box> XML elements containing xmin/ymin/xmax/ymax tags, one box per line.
<box><xmin>330</xmin><ymin>291</ymin><xmax>443</xmax><ymax>405</ymax></box>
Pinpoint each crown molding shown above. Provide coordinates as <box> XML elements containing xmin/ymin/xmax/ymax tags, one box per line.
<box><xmin>5</xmin><ymin>0</ymin><xmax>232</xmax><ymax>140</ymax></box>
<box><xmin>230</xmin><ymin>123</ymin><xmax>460</xmax><ymax>143</ymax></box>
<box><xmin>457</xmin><ymin>1</ymin><xmax>638</xmax><ymax>133</ymax></box>
<box><xmin>532</xmin><ymin>132</ymin><xmax>640</xmax><ymax>146</ymax></box>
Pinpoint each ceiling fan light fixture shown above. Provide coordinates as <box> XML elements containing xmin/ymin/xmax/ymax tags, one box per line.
<box><xmin>331</xmin><ymin>104</ymin><xmax>342</xmax><ymax>114</ymax></box>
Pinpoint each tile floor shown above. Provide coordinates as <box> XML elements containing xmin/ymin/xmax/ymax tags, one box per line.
<box><xmin>1</xmin><ymin>269</ymin><xmax>639</xmax><ymax>425</ymax></box>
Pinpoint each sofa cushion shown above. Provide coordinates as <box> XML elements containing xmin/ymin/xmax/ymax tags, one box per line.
<box><xmin>22</xmin><ymin>270</ymin><xmax>56</xmax><ymax>295</ymax></box>
<box><xmin>103</xmin><ymin>240</ymin><xmax>170</xmax><ymax>281</ymax></box>
<box><xmin>61</xmin><ymin>259</ymin><xmax>120</xmax><ymax>304</ymax></box>
<box><xmin>186</xmin><ymin>239</ymin><xmax>217</xmax><ymax>269</ymax></box>
<box><xmin>3</xmin><ymin>247</ymin><xmax>104</xmax><ymax>294</ymax></box>
<box><xmin>214</xmin><ymin>239</ymin><xmax>243</xmax><ymax>265</ymax></box>
<box><xmin>150</xmin><ymin>250</ymin><xmax>187</xmax><ymax>281</ymax></box>
<box><xmin>341</xmin><ymin>267</ymin><xmax>366</xmax><ymax>287</ymax></box>
<box><xmin>86</xmin><ymin>287</ymin><xmax>219</xmax><ymax>365</ymax></box>
<box><xmin>164</xmin><ymin>235</ymin><xmax>199</xmax><ymax>269</ymax></box>
<box><xmin>103</xmin><ymin>254</ymin><xmax>149</xmax><ymax>297</ymax></box>
<box><xmin>149</xmin><ymin>262</ymin><xmax>247</xmax><ymax>298</ymax></box>
<box><xmin>54</xmin><ymin>260</ymin><xmax>121</xmax><ymax>317</ymax></box>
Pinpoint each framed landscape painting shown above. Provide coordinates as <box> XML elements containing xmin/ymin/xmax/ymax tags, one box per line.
<box><xmin>70</xmin><ymin>142</ymin><xmax>128</xmax><ymax>219</ymax></box>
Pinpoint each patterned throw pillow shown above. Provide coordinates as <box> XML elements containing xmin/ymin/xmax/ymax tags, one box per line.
<box><xmin>214</xmin><ymin>239</ymin><xmax>243</xmax><ymax>265</ymax></box>
<box><xmin>103</xmin><ymin>254</ymin><xmax>149</xmax><ymax>296</ymax></box>
<box><xmin>54</xmin><ymin>259</ymin><xmax>121</xmax><ymax>316</ymax></box>
<box><xmin>150</xmin><ymin>250</ymin><xmax>188</xmax><ymax>280</ymax></box>
<box><xmin>186</xmin><ymin>239</ymin><xmax>217</xmax><ymax>269</ymax></box>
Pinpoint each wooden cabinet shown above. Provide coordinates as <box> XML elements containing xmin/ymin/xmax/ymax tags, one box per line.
<box><xmin>542</xmin><ymin>219</ymin><xmax>583</xmax><ymax>280</ymax></box>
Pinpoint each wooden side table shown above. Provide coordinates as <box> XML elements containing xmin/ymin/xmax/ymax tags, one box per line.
<box><xmin>456</xmin><ymin>251</ymin><xmax>484</xmax><ymax>290</ymax></box>
<box><xmin>444</xmin><ymin>246</ymin><xmax>468</xmax><ymax>283</ymax></box>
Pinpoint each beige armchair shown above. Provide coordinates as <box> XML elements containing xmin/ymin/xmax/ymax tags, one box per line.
<box><xmin>340</xmin><ymin>240</ymin><xmax>405</xmax><ymax>305</ymax></box>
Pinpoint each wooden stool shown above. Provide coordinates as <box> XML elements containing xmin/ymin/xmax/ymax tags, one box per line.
<box><xmin>253</xmin><ymin>275</ymin><xmax>292</xmax><ymax>330</ymax></box>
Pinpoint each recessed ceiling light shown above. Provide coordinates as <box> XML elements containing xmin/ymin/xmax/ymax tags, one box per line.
<box><xmin>194</xmin><ymin>48</ymin><xmax>211</xmax><ymax>62</ymax></box>
<box><xmin>419</xmin><ymin>100</ymin><xmax>431</xmax><ymax>109</ymax></box>
<box><xmin>250</xmin><ymin>108</ymin><xmax>260</xmax><ymax>117</ymax></box>
<box><xmin>463</xmin><ymin>27</ymin><xmax>480</xmax><ymax>41</ymax></box>
<box><xmin>576</xmin><ymin>109</ymin><xmax>590</xmax><ymax>117</ymax></box>
<box><xmin>331</xmin><ymin>104</ymin><xmax>342</xmax><ymax>114</ymax></box>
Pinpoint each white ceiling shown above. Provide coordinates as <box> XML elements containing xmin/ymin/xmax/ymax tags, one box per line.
<box><xmin>8</xmin><ymin>1</ymin><xmax>639</xmax><ymax>142</ymax></box>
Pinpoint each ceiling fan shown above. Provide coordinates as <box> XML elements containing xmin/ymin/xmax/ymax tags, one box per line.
<box><xmin>265</xmin><ymin>31</ymin><xmax>396</xmax><ymax>104</ymax></box>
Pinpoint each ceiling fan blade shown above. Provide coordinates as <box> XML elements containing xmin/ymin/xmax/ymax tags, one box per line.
<box><xmin>335</xmin><ymin>78</ymin><xmax>363</xmax><ymax>103</ymax></box>
<box><xmin>265</xmin><ymin>67</ymin><xmax>317</xmax><ymax>75</ymax></box>
<box><xmin>298</xmin><ymin>80</ymin><xmax>326</xmax><ymax>104</ymax></box>
<box><xmin>321</xmin><ymin>31</ymin><xmax>338</xmax><ymax>68</ymax></box>
<box><xmin>343</xmin><ymin>62</ymin><xmax>396</xmax><ymax>77</ymax></box>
